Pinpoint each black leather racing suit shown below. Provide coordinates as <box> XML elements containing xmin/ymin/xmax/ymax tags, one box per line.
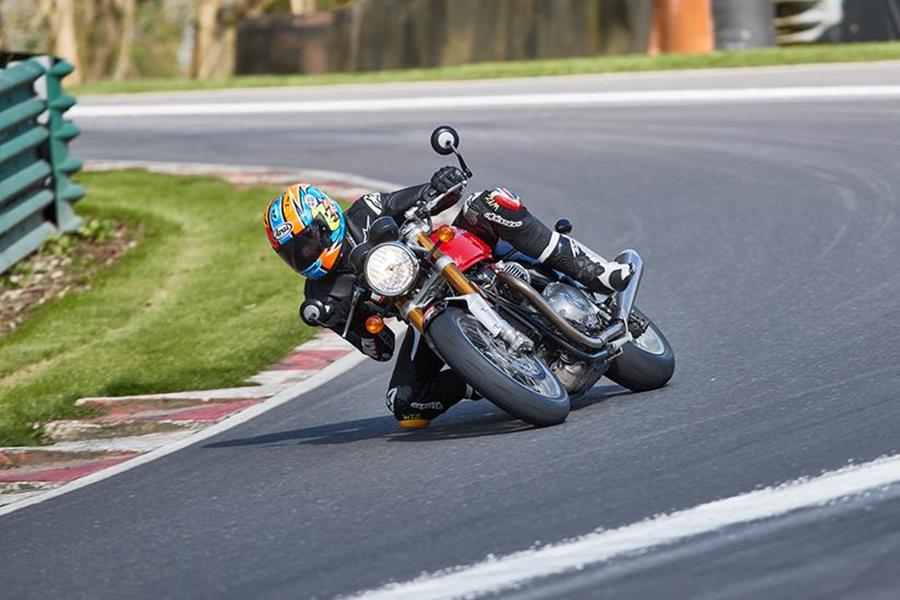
<box><xmin>303</xmin><ymin>177</ymin><xmax>632</xmax><ymax>424</ymax></box>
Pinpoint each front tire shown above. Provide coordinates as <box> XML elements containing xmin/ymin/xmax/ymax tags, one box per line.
<box><xmin>427</xmin><ymin>307</ymin><xmax>570</xmax><ymax>427</ymax></box>
<box><xmin>605</xmin><ymin>317</ymin><xmax>675</xmax><ymax>392</ymax></box>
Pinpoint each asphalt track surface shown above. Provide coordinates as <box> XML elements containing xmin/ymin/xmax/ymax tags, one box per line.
<box><xmin>3</xmin><ymin>62</ymin><xmax>900</xmax><ymax>598</ymax></box>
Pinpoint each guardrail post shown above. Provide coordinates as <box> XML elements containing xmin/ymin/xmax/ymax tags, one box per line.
<box><xmin>0</xmin><ymin>58</ymin><xmax>55</xmax><ymax>273</ymax></box>
<box><xmin>45</xmin><ymin>58</ymin><xmax>84</xmax><ymax>233</ymax></box>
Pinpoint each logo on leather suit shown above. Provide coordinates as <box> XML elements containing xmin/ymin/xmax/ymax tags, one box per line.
<box><xmin>484</xmin><ymin>212</ymin><xmax>523</xmax><ymax>228</ymax></box>
<box><xmin>410</xmin><ymin>401</ymin><xmax>444</xmax><ymax>411</ymax></box>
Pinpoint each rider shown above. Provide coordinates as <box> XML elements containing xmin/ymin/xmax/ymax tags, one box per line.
<box><xmin>264</xmin><ymin>166</ymin><xmax>634</xmax><ymax>429</ymax></box>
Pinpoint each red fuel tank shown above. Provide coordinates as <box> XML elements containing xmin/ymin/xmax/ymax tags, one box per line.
<box><xmin>430</xmin><ymin>227</ymin><xmax>492</xmax><ymax>272</ymax></box>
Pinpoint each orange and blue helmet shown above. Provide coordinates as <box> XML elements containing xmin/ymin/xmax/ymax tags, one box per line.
<box><xmin>264</xmin><ymin>184</ymin><xmax>346</xmax><ymax>280</ymax></box>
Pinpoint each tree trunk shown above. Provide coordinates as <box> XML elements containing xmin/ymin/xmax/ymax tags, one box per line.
<box><xmin>112</xmin><ymin>0</ymin><xmax>137</xmax><ymax>80</ymax></box>
<box><xmin>191</xmin><ymin>0</ymin><xmax>223</xmax><ymax>79</ymax></box>
<box><xmin>291</xmin><ymin>0</ymin><xmax>317</xmax><ymax>15</ymax></box>
<box><xmin>191</xmin><ymin>0</ymin><xmax>274</xmax><ymax>80</ymax></box>
<box><xmin>51</xmin><ymin>0</ymin><xmax>83</xmax><ymax>85</ymax></box>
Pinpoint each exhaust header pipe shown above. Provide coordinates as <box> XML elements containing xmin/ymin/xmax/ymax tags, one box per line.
<box><xmin>496</xmin><ymin>271</ymin><xmax>615</xmax><ymax>350</ymax></box>
<box><xmin>495</xmin><ymin>250</ymin><xmax>643</xmax><ymax>351</ymax></box>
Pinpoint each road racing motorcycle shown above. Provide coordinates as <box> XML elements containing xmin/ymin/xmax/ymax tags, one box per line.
<box><xmin>318</xmin><ymin>126</ymin><xmax>674</xmax><ymax>427</ymax></box>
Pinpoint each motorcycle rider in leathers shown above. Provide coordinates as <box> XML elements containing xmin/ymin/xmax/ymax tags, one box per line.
<box><xmin>264</xmin><ymin>166</ymin><xmax>634</xmax><ymax>429</ymax></box>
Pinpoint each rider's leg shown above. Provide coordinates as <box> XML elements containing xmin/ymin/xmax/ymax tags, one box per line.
<box><xmin>386</xmin><ymin>326</ymin><xmax>474</xmax><ymax>429</ymax></box>
<box><xmin>456</xmin><ymin>188</ymin><xmax>633</xmax><ymax>294</ymax></box>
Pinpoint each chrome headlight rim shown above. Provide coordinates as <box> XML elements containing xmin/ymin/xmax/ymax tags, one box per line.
<box><xmin>363</xmin><ymin>242</ymin><xmax>419</xmax><ymax>297</ymax></box>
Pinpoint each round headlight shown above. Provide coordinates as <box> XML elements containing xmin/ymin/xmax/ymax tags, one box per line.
<box><xmin>364</xmin><ymin>242</ymin><xmax>419</xmax><ymax>297</ymax></box>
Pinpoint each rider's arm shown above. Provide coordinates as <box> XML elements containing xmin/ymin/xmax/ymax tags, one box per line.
<box><xmin>344</xmin><ymin>168</ymin><xmax>466</xmax><ymax>245</ymax></box>
<box><xmin>380</xmin><ymin>166</ymin><xmax>467</xmax><ymax>220</ymax></box>
<box><xmin>343</xmin><ymin>185</ymin><xmax>429</xmax><ymax>244</ymax></box>
<box><xmin>379</xmin><ymin>183</ymin><xmax>433</xmax><ymax>218</ymax></box>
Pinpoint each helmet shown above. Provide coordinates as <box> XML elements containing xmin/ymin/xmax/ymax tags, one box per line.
<box><xmin>264</xmin><ymin>184</ymin><xmax>346</xmax><ymax>279</ymax></box>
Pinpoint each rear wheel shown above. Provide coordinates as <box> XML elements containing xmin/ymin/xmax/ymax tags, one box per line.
<box><xmin>605</xmin><ymin>315</ymin><xmax>675</xmax><ymax>392</ymax></box>
<box><xmin>427</xmin><ymin>307</ymin><xmax>570</xmax><ymax>427</ymax></box>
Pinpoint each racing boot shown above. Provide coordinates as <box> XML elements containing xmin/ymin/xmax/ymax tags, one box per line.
<box><xmin>394</xmin><ymin>401</ymin><xmax>447</xmax><ymax>429</ymax></box>
<box><xmin>539</xmin><ymin>234</ymin><xmax>634</xmax><ymax>295</ymax></box>
<box><xmin>386</xmin><ymin>376</ymin><xmax>471</xmax><ymax>430</ymax></box>
<box><xmin>392</xmin><ymin>388</ymin><xmax>483</xmax><ymax>429</ymax></box>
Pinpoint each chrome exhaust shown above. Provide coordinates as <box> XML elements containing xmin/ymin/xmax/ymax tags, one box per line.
<box><xmin>495</xmin><ymin>250</ymin><xmax>643</xmax><ymax>351</ymax></box>
<box><xmin>497</xmin><ymin>271</ymin><xmax>613</xmax><ymax>350</ymax></box>
<box><xmin>613</xmin><ymin>249</ymin><xmax>643</xmax><ymax>326</ymax></box>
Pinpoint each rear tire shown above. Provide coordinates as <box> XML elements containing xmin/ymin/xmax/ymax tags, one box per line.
<box><xmin>605</xmin><ymin>319</ymin><xmax>675</xmax><ymax>392</ymax></box>
<box><xmin>427</xmin><ymin>307</ymin><xmax>570</xmax><ymax>427</ymax></box>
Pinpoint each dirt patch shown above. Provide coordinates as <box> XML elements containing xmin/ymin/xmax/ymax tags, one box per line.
<box><xmin>0</xmin><ymin>449</ymin><xmax>135</xmax><ymax>470</ymax></box>
<box><xmin>0</xmin><ymin>219</ymin><xmax>140</xmax><ymax>337</ymax></box>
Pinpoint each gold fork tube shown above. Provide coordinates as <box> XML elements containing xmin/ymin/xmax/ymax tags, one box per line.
<box><xmin>415</xmin><ymin>232</ymin><xmax>477</xmax><ymax>295</ymax></box>
<box><xmin>397</xmin><ymin>232</ymin><xmax>477</xmax><ymax>333</ymax></box>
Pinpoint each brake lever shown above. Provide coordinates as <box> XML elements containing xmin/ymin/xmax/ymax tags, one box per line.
<box><xmin>423</xmin><ymin>180</ymin><xmax>466</xmax><ymax>214</ymax></box>
<box><xmin>341</xmin><ymin>285</ymin><xmax>365</xmax><ymax>339</ymax></box>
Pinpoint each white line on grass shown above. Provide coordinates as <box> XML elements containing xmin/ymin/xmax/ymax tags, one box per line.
<box><xmin>73</xmin><ymin>86</ymin><xmax>900</xmax><ymax>118</ymax></box>
<box><xmin>348</xmin><ymin>453</ymin><xmax>900</xmax><ymax>600</ymax></box>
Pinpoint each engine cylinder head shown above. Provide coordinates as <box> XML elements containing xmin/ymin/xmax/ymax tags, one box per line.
<box><xmin>498</xmin><ymin>261</ymin><xmax>531</xmax><ymax>284</ymax></box>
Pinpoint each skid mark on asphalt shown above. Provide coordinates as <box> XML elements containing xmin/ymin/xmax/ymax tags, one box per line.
<box><xmin>347</xmin><ymin>453</ymin><xmax>900</xmax><ymax>600</ymax></box>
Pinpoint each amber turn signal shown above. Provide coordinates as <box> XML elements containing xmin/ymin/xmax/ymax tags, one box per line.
<box><xmin>365</xmin><ymin>315</ymin><xmax>385</xmax><ymax>334</ymax></box>
<box><xmin>437</xmin><ymin>225</ymin><xmax>455</xmax><ymax>243</ymax></box>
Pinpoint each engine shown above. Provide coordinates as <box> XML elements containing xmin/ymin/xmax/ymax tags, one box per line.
<box><xmin>540</xmin><ymin>282</ymin><xmax>609</xmax><ymax>395</ymax></box>
<box><xmin>541</xmin><ymin>282</ymin><xmax>602</xmax><ymax>333</ymax></box>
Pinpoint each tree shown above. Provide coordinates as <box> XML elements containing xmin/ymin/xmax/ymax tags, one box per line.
<box><xmin>191</xmin><ymin>0</ymin><xmax>274</xmax><ymax>80</ymax></box>
<box><xmin>112</xmin><ymin>0</ymin><xmax>138</xmax><ymax>80</ymax></box>
<box><xmin>291</xmin><ymin>0</ymin><xmax>316</xmax><ymax>14</ymax></box>
<box><xmin>41</xmin><ymin>0</ymin><xmax>84</xmax><ymax>85</ymax></box>
<box><xmin>191</xmin><ymin>0</ymin><xmax>224</xmax><ymax>79</ymax></box>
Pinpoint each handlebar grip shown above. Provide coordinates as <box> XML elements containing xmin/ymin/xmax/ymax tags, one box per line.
<box><xmin>300</xmin><ymin>299</ymin><xmax>329</xmax><ymax>327</ymax></box>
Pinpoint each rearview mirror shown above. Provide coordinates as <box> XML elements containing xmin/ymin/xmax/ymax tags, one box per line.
<box><xmin>430</xmin><ymin>126</ymin><xmax>459</xmax><ymax>155</ymax></box>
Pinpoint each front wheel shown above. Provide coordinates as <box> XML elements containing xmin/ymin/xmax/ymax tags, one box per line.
<box><xmin>426</xmin><ymin>307</ymin><xmax>570</xmax><ymax>427</ymax></box>
<box><xmin>605</xmin><ymin>313</ymin><xmax>675</xmax><ymax>392</ymax></box>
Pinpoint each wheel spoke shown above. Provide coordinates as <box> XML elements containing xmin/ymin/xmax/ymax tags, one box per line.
<box><xmin>457</xmin><ymin>314</ymin><xmax>560</xmax><ymax>397</ymax></box>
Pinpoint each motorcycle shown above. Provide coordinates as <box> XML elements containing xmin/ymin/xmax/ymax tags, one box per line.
<box><xmin>316</xmin><ymin>126</ymin><xmax>674</xmax><ymax>427</ymax></box>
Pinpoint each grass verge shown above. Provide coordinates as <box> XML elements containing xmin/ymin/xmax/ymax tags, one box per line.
<box><xmin>0</xmin><ymin>171</ymin><xmax>311</xmax><ymax>446</ymax></box>
<box><xmin>73</xmin><ymin>42</ymin><xmax>900</xmax><ymax>96</ymax></box>
<box><xmin>1</xmin><ymin>217</ymin><xmax>135</xmax><ymax>336</ymax></box>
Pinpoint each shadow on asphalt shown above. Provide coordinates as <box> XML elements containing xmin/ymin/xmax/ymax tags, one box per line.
<box><xmin>203</xmin><ymin>383</ymin><xmax>630</xmax><ymax>449</ymax></box>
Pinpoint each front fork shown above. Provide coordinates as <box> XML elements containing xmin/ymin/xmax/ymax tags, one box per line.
<box><xmin>397</xmin><ymin>232</ymin><xmax>532</xmax><ymax>352</ymax></box>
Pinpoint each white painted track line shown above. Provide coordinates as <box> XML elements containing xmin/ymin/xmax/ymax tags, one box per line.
<box><xmin>73</xmin><ymin>86</ymin><xmax>900</xmax><ymax>118</ymax></box>
<box><xmin>349</xmin><ymin>453</ymin><xmax>900</xmax><ymax>600</ymax></box>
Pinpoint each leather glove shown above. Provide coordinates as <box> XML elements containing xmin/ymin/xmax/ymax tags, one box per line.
<box><xmin>430</xmin><ymin>166</ymin><xmax>465</xmax><ymax>194</ymax></box>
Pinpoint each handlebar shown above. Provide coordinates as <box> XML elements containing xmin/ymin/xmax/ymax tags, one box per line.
<box><xmin>405</xmin><ymin>179</ymin><xmax>467</xmax><ymax>223</ymax></box>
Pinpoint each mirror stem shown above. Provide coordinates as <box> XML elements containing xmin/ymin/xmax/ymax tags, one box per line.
<box><xmin>452</xmin><ymin>148</ymin><xmax>473</xmax><ymax>178</ymax></box>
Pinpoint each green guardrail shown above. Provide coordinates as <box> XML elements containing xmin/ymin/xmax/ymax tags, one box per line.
<box><xmin>0</xmin><ymin>55</ymin><xmax>83</xmax><ymax>274</ymax></box>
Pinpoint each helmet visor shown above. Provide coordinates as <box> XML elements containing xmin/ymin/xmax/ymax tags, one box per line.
<box><xmin>284</xmin><ymin>221</ymin><xmax>328</xmax><ymax>273</ymax></box>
